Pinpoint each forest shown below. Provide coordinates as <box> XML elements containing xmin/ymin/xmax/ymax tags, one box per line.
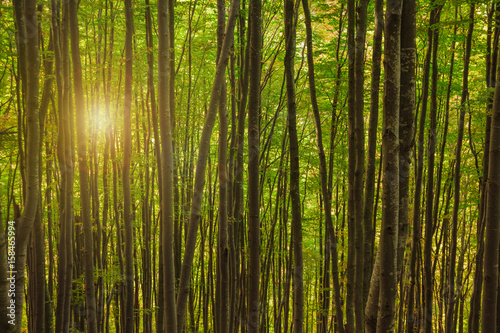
<box><xmin>1</xmin><ymin>0</ymin><xmax>500</xmax><ymax>331</ymax></box>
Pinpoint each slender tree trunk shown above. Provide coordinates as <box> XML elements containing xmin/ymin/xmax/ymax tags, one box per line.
<box><xmin>363</xmin><ymin>0</ymin><xmax>382</xmax><ymax>315</ymax></box>
<box><xmin>284</xmin><ymin>0</ymin><xmax>303</xmax><ymax>331</ymax></box>
<box><xmin>445</xmin><ymin>5</ymin><xmax>474</xmax><ymax>333</ymax></box>
<box><xmin>406</xmin><ymin>4</ymin><xmax>435</xmax><ymax>330</ymax></box>
<box><xmin>346</xmin><ymin>0</ymin><xmax>356</xmax><ymax>328</ymax></box>
<box><xmin>301</xmin><ymin>0</ymin><xmax>344</xmax><ymax>331</ymax></box>
<box><xmin>122</xmin><ymin>0</ymin><xmax>134</xmax><ymax>331</ymax></box>
<box><xmin>376</xmin><ymin>0</ymin><xmax>401</xmax><ymax>331</ymax></box>
<box><xmin>215</xmin><ymin>2</ymin><xmax>230</xmax><ymax>332</ymax></box>
<box><xmin>423</xmin><ymin>5</ymin><xmax>441</xmax><ymax>333</ymax></box>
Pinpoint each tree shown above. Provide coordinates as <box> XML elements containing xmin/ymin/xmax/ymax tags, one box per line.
<box><xmin>10</xmin><ymin>0</ymin><xmax>41</xmax><ymax>331</ymax></box>
<box><xmin>247</xmin><ymin>0</ymin><xmax>261</xmax><ymax>331</ymax></box>
<box><xmin>482</xmin><ymin>18</ymin><xmax>500</xmax><ymax>330</ymax></box>
<box><xmin>122</xmin><ymin>0</ymin><xmax>134</xmax><ymax>331</ymax></box>
<box><xmin>301</xmin><ymin>0</ymin><xmax>344</xmax><ymax>331</ymax></box>
<box><xmin>376</xmin><ymin>0</ymin><xmax>402</xmax><ymax>330</ymax></box>
<box><xmin>284</xmin><ymin>0</ymin><xmax>304</xmax><ymax>331</ymax></box>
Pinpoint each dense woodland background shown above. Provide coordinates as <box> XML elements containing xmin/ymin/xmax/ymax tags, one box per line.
<box><xmin>1</xmin><ymin>0</ymin><xmax>500</xmax><ymax>332</ymax></box>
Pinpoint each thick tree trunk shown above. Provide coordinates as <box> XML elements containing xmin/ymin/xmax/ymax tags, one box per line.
<box><xmin>376</xmin><ymin>0</ymin><xmax>401</xmax><ymax>331</ymax></box>
<box><xmin>54</xmin><ymin>1</ymin><xmax>74</xmax><ymax>331</ymax></box>
<box><xmin>68</xmin><ymin>0</ymin><xmax>98</xmax><ymax>331</ymax></box>
<box><xmin>482</xmin><ymin>21</ymin><xmax>500</xmax><ymax>331</ymax></box>
<box><xmin>247</xmin><ymin>0</ymin><xmax>261</xmax><ymax>331</ymax></box>
<box><xmin>10</xmin><ymin>0</ymin><xmax>41</xmax><ymax>331</ymax></box>
<box><xmin>398</xmin><ymin>0</ymin><xmax>416</xmax><ymax>281</ymax></box>
<box><xmin>354</xmin><ymin>0</ymin><xmax>368</xmax><ymax>329</ymax></box>
<box><xmin>158</xmin><ymin>0</ymin><xmax>177</xmax><ymax>331</ymax></box>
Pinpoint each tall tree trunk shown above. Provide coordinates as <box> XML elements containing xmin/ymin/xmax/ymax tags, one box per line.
<box><xmin>482</xmin><ymin>18</ymin><xmax>500</xmax><ymax>330</ymax></box>
<box><xmin>54</xmin><ymin>0</ymin><xmax>74</xmax><ymax>331</ymax></box>
<box><xmin>122</xmin><ymin>0</ymin><xmax>134</xmax><ymax>331</ymax></box>
<box><xmin>446</xmin><ymin>5</ymin><xmax>474</xmax><ymax>333</ymax></box>
<box><xmin>406</xmin><ymin>3</ymin><xmax>435</xmax><ymax>330</ymax></box>
<box><xmin>284</xmin><ymin>0</ymin><xmax>303</xmax><ymax>331</ymax></box>
<box><xmin>398</xmin><ymin>0</ymin><xmax>416</xmax><ymax>281</ymax></box>
<box><xmin>363</xmin><ymin>0</ymin><xmax>382</xmax><ymax>313</ymax></box>
<box><xmin>10</xmin><ymin>0</ymin><xmax>41</xmax><ymax>331</ymax></box>
<box><xmin>247</xmin><ymin>0</ymin><xmax>261</xmax><ymax>331</ymax></box>
<box><xmin>423</xmin><ymin>5</ymin><xmax>441</xmax><ymax>333</ymax></box>
<box><xmin>301</xmin><ymin>0</ymin><xmax>344</xmax><ymax>331</ymax></box>
<box><xmin>354</xmin><ymin>0</ymin><xmax>368</xmax><ymax>328</ymax></box>
<box><xmin>376</xmin><ymin>0</ymin><xmax>401</xmax><ymax>331</ymax></box>
<box><xmin>469</xmin><ymin>5</ymin><xmax>498</xmax><ymax>331</ymax></box>
<box><xmin>346</xmin><ymin>0</ymin><xmax>356</xmax><ymax>327</ymax></box>
<box><xmin>68</xmin><ymin>0</ymin><xmax>98</xmax><ymax>331</ymax></box>
<box><xmin>215</xmin><ymin>2</ymin><xmax>229</xmax><ymax>332</ymax></box>
<box><xmin>158</xmin><ymin>0</ymin><xmax>177</xmax><ymax>331</ymax></box>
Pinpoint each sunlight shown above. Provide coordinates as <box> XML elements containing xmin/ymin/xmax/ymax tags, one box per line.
<box><xmin>88</xmin><ymin>107</ymin><xmax>110</xmax><ymax>133</ymax></box>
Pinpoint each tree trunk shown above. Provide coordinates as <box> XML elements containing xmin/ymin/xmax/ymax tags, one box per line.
<box><xmin>354</xmin><ymin>0</ymin><xmax>368</xmax><ymax>328</ymax></box>
<box><xmin>122</xmin><ymin>0</ymin><xmax>134</xmax><ymax>331</ymax></box>
<box><xmin>216</xmin><ymin>0</ymin><xmax>230</xmax><ymax>331</ymax></box>
<box><xmin>68</xmin><ymin>0</ymin><xmax>98</xmax><ymax>331</ymax></box>
<box><xmin>284</xmin><ymin>0</ymin><xmax>303</xmax><ymax>331</ymax></box>
<box><xmin>301</xmin><ymin>0</ymin><xmax>344</xmax><ymax>331</ymax></box>
<box><xmin>446</xmin><ymin>5</ymin><xmax>474</xmax><ymax>333</ymax></box>
<box><xmin>376</xmin><ymin>0</ymin><xmax>401</xmax><ymax>331</ymax></box>
<box><xmin>482</xmin><ymin>18</ymin><xmax>500</xmax><ymax>330</ymax></box>
<box><xmin>423</xmin><ymin>5</ymin><xmax>442</xmax><ymax>333</ymax></box>
<box><xmin>363</xmin><ymin>0</ymin><xmax>383</xmax><ymax>315</ymax></box>
<box><xmin>158</xmin><ymin>0</ymin><xmax>177</xmax><ymax>331</ymax></box>
<box><xmin>398</xmin><ymin>0</ymin><xmax>416</xmax><ymax>281</ymax></box>
<box><xmin>10</xmin><ymin>0</ymin><xmax>41</xmax><ymax>331</ymax></box>
<box><xmin>346</xmin><ymin>0</ymin><xmax>356</xmax><ymax>328</ymax></box>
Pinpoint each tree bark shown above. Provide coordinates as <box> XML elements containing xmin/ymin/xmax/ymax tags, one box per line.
<box><xmin>10</xmin><ymin>0</ymin><xmax>41</xmax><ymax>331</ymax></box>
<box><xmin>122</xmin><ymin>0</ymin><xmax>134</xmax><ymax>331</ymax></box>
<box><xmin>158</xmin><ymin>0</ymin><xmax>177</xmax><ymax>331</ymax></box>
<box><xmin>68</xmin><ymin>0</ymin><xmax>98</xmax><ymax>331</ymax></box>
<box><xmin>482</xmin><ymin>17</ymin><xmax>500</xmax><ymax>330</ymax></box>
<box><xmin>354</xmin><ymin>0</ymin><xmax>368</xmax><ymax>328</ymax></box>
<box><xmin>216</xmin><ymin>1</ymin><xmax>230</xmax><ymax>332</ymax></box>
<box><xmin>247</xmin><ymin>0</ymin><xmax>261</xmax><ymax>331</ymax></box>
<box><xmin>284</xmin><ymin>0</ymin><xmax>304</xmax><ymax>331</ymax></box>
<box><xmin>376</xmin><ymin>0</ymin><xmax>401</xmax><ymax>331</ymax></box>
